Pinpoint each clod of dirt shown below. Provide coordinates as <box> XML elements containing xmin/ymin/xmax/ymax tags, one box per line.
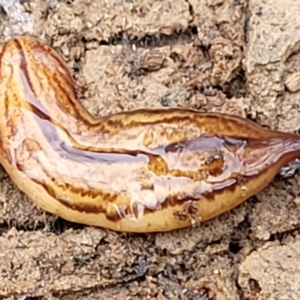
<box><xmin>239</xmin><ymin>238</ymin><xmax>300</xmax><ymax>300</ymax></box>
<box><xmin>245</xmin><ymin>0</ymin><xmax>300</xmax><ymax>132</ymax></box>
<box><xmin>44</xmin><ymin>0</ymin><xmax>191</xmax><ymax>41</ymax></box>
<box><xmin>248</xmin><ymin>177</ymin><xmax>300</xmax><ymax>241</ymax></box>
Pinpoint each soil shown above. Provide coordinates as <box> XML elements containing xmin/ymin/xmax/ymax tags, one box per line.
<box><xmin>1</xmin><ymin>0</ymin><xmax>300</xmax><ymax>299</ymax></box>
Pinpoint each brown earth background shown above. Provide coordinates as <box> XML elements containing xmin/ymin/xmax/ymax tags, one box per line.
<box><xmin>1</xmin><ymin>0</ymin><xmax>300</xmax><ymax>299</ymax></box>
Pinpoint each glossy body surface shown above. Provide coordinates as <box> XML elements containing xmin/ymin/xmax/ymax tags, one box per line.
<box><xmin>0</xmin><ymin>36</ymin><xmax>300</xmax><ymax>232</ymax></box>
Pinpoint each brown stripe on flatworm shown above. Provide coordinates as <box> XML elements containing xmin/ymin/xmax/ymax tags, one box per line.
<box><xmin>13</xmin><ymin>134</ymin><xmax>247</xmax><ymax>221</ymax></box>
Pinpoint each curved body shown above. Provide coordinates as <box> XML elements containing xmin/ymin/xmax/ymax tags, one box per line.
<box><xmin>0</xmin><ymin>36</ymin><xmax>300</xmax><ymax>232</ymax></box>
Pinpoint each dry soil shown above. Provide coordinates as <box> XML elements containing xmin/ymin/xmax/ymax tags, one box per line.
<box><xmin>1</xmin><ymin>0</ymin><xmax>300</xmax><ymax>299</ymax></box>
